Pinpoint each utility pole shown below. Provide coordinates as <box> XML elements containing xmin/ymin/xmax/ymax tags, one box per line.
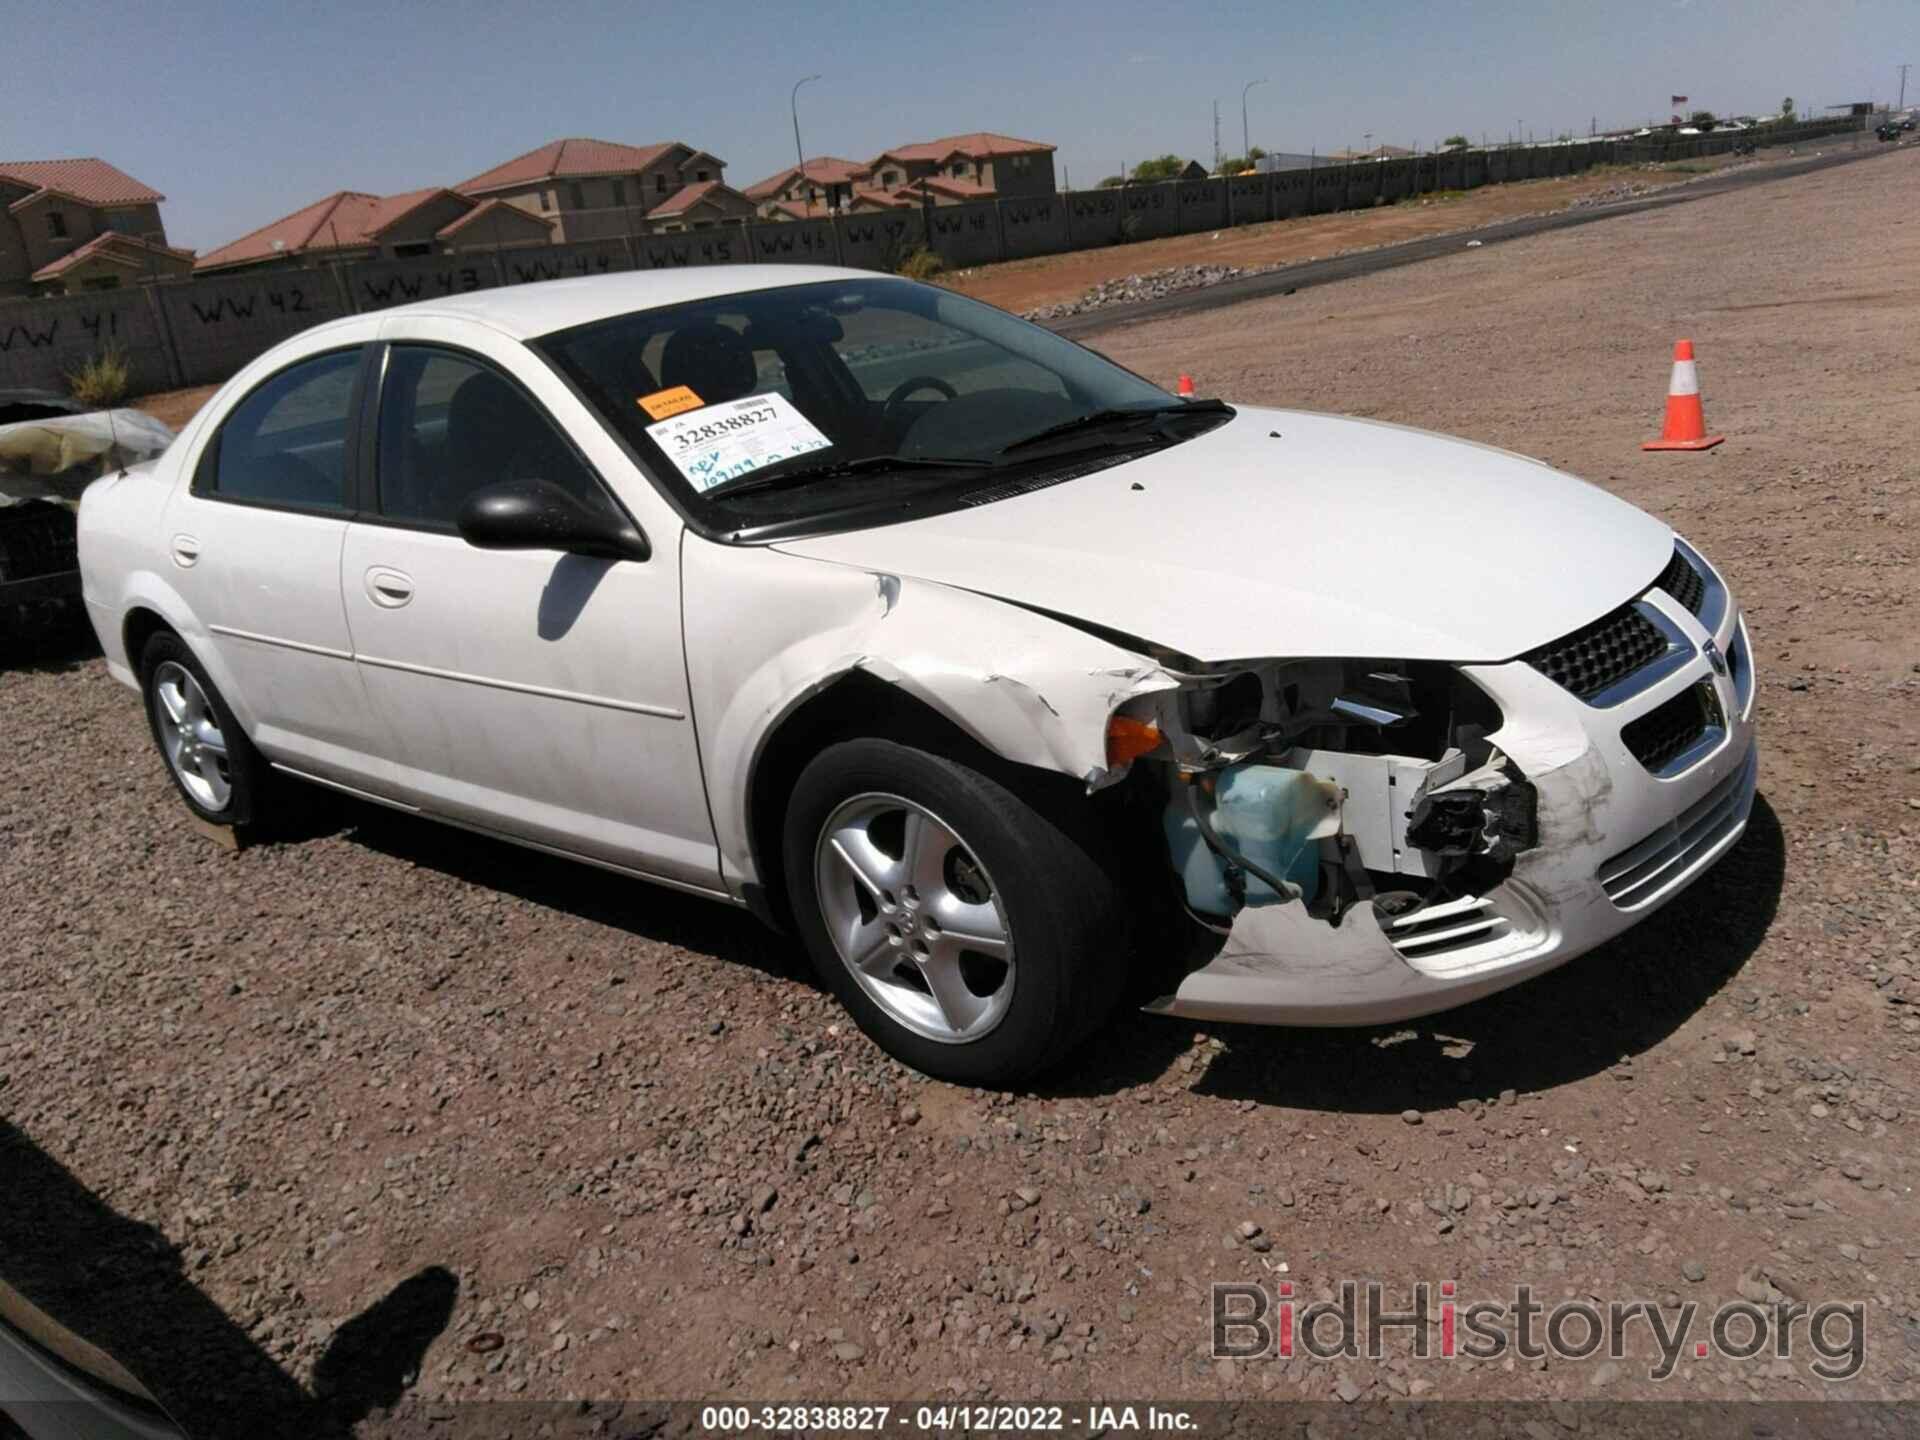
<box><xmin>1212</xmin><ymin>99</ymin><xmax>1222</xmax><ymax>172</ymax></box>
<box><xmin>1241</xmin><ymin>78</ymin><xmax>1267</xmax><ymax>163</ymax></box>
<box><xmin>791</xmin><ymin>74</ymin><xmax>821</xmax><ymax>213</ymax></box>
<box><xmin>1900</xmin><ymin>63</ymin><xmax>1911</xmax><ymax>111</ymax></box>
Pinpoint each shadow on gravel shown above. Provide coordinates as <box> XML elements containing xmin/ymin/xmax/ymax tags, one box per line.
<box><xmin>0</xmin><ymin>1121</ymin><xmax>458</xmax><ymax>1440</ymax></box>
<box><xmin>1047</xmin><ymin>794</ymin><xmax>1787</xmax><ymax>1110</ymax></box>
<box><xmin>341</xmin><ymin>803</ymin><xmax>809</xmax><ymax>984</ymax></box>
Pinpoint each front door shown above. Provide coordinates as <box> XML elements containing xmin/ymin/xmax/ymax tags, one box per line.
<box><xmin>340</xmin><ymin>341</ymin><xmax>717</xmax><ymax>892</ymax></box>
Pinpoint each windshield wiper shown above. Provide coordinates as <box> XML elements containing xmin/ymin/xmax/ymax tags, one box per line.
<box><xmin>997</xmin><ymin>398</ymin><xmax>1233</xmax><ymax>456</ymax></box>
<box><xmin>704</xmin><ymin>451</ymin><xmax>998</xmax><ymax>500</ymax></box>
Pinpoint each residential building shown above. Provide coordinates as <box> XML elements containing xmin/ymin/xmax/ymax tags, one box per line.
<box><xmin>195</xmin><ymin>188</ymin><xmax>551</xmax><ymax>274</ymax></box>
<box><xmin>0</xmin><ymin>157</ymin><xmax>187</xmax><ymax>297</ymax></box>
<box><xmin>645</xmin><ymin>181</ymin><xmax>758</xmax><ymax>232</ymax></box>
<box><xmin>745</xmin><ymin>132</ymin><xmax>1056</xmax><ymax>220</ymax></box>
<box><xmin>862</xmin><ymin>132</ymin><xmax>1056</xmax><ymax>198</ymax></box>
<box><xmin>456</xmin><ymin>138</ymin><xmax>727</xmax><ymax>242</ymax></box>
<box><xmin>742</xmin><ymin>156</ymin><xmax>868</xmax><ymax>216</ymax></box>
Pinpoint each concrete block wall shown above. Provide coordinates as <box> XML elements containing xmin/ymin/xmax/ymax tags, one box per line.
<box><xmin>1065</xmin><ymin>189</ymin><xmax>1123</xmax><ymax>246</ymax></box>
<box><xmin>0</xmin><ymin>118</ymin><xmax>1864</xmax><ymax>395</ymax></box>
<box><xmin>0</xmin><ymin>290</ymin><xmax>174</xmax><ymax>395</ymax></box>
<box><xmin>746</xmin><ymin>217</ymin><xmax>840</xmax><ymax>265</ymax></box>
<box><xmin>637</xmin><ymin>229</ymin><xmax>747</xmax><ymax>269</ymax></box>
<box><xmin>158</xmin><ymin>270</ymin><xmax>350</xmax><ymax>386</ymax></box>
<box><xmin>1273</xmin><ymin>171</ymin><xmax>1312</xmax><ymax>219</ymax></box>
<box><xmin>998</xmin><ymin>195</ymin><xmax>1070</xmax><ymax>259</ymax></box>
<box><xmin>833</xmin><ymin>212</ymin><xmax>921</xmax><ymax>270</ymax></box>
<box><xmin>925</xmin><ymin>200</ymin><xmax>1002</xmax><ymax>268</ymax></box>
<box><xmin>348</xmin><ymin>255</ymin><xmax>502</xmax><ymax>314</ymax></box>
<box><xmin>1227</xmin><ymin>174</ymin><xmax>1272</xmax><ymax>224</ymax></box>
<box><xmin>1175</xmin><ymin>179</ymin><xmax>1228</xmax><ymax>232</ymax></box>
<box><xmin>499</xmin><ymin>239</ymin><xmax>633</xmax><ymax>286</ymax></box>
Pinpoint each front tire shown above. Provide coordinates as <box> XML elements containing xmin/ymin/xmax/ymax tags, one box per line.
<box><xmin>783</xmin><ymin>738</ymin><xmax>1125</xmax><ymax>1086</ymax></box>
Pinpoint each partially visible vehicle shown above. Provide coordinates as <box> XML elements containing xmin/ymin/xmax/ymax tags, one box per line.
<box><xmin>0</xmin><ymin>393</ymin><xmax>172</xmax><ymax>649</ymax></box>
<box><xmin>0</xmin><ymin>1278</ymin><xmax>186</xmax><ymax>1440</ymax></box>
<box><xmin>1875</xmin><ymin>121</ymin><xmax>1901</xmax><ymax>142</ymax></box>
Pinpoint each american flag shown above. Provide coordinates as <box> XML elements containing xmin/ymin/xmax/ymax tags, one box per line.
<box><xmin>1671</xmin><ymin>95</ymin><xmax>1688</xmax><ymax>106</ymax></box>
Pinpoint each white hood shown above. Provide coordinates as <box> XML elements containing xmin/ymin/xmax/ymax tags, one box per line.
<box><xmin>771</xmin><ymin>406</ymin><xmax>1674</xmax><ymax>663</ymax></box>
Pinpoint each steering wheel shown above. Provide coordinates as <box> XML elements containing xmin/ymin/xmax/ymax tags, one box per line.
<box><xmin>881</xmin><ymin>375</ymin><xmax>959</xmax><ymax>428</ymax></box>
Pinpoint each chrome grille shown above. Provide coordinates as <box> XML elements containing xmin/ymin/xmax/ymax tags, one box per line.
<box><xmin>1524</xmin><ymin>604</ymin><xmax>1670</xmax><ymax>702</ymax></box>
<box><xmin>1656</xmin><ymin>547</ymin><xmax>1707</xmax><ymax>617</ymax></box>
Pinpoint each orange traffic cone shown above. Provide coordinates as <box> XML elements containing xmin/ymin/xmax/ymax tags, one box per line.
<box><xmin>1176</xmin><ymin>373</ymin><xmax>1196</xmax><ymax>398</ymax></box>
<box><xmin>1642</xmin><ymin>339</ymin><xmax>1725</xmax><ymax>451</ymax></box>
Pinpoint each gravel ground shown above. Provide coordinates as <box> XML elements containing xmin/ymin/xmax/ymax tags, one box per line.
<box><xmin>3</xmin><ymin>147</ymin><xmax>1917</xmax><ymax>1436</ymax></box>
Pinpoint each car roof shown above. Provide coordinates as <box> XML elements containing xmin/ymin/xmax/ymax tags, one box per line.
<box><xmin>383</xmin><ymin>264</ymin><xmax>870</xmax><ymax>341</ymax></box>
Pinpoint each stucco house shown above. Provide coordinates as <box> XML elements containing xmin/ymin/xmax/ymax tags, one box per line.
<box><xmin>744</xmin><ymin>132</ymin><xmax>1056</xmax><ymax>220</ymax></box>
<box><xmin>644</xmin><ymin>181</ymin><xmax>758</xmax><ymax>232</ymax></box>
<box><xmin>456</xmin><ymin>138</ymin><xmax>727</xmax><ymax>242</ymax></box>
<box><xmin>195</xmin><ymin>187</ymin><xmax>552</xmax><ymax>274</ymax></box>
<box><xmin>742</xmin><ymin>156</ymin><xmax>869</xmax><ymax>216</ymax></box>
<box><xmin>0</xmin><ymin>157</ymin><xmax>191</xmax><ymax>297</ymax></box>
<box><xmin>860</xmin><ymin>132</ymin><xmax>1056</xmax><ymax>199</ymax></box>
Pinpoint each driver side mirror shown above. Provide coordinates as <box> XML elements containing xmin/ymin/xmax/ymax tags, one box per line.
<box><xmin>456</xmin><ymin>480</ymin><xmax>649</xmax><ymax>562</ymax></box>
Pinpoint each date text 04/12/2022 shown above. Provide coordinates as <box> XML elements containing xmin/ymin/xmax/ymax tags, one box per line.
<box><xmin>697</xmin><ymin>1403</ymin><xmax>1199</xmax><ymax>1432</ymax></box>
<box><xmin>644</xmin><ymin>391</ymin><xmax>833</xmax><ymax>491</ymax></box>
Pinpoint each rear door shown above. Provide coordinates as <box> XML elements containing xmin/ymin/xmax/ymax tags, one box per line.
<box><xmin>162</xmin><ymin>344</ymin><xmax>387</xmax><ymax>783</ymax></box>
<box><xmin>339</xmin><ymin>330</ymin><xmax>717</xmax><ymax>892</ymax></box>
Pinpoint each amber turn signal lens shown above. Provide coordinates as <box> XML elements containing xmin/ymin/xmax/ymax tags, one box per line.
<box><xmin>1106</xmin><ymin>715</ymin><xmax>1163</xmax><ymax>768</ymax></box>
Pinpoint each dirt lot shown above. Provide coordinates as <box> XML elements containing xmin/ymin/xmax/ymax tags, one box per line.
<box><xmin>3</xmin><ymin>147</ymin><xmax>1916</xmax><ymax>1434</ymax></box>
<box><xmin>944</xmin><ymin>148</ymin><xmax>1811</xmax><ymax>314</ymax></box>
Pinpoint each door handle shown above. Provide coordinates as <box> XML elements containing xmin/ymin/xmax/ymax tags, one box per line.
<box><xmin>169</xmin><ymin>534</ymin><xmax>200</xmax><ymax>568</ymax></box>
<box><xmin>364</xmin><ymin>567</ymin><xmax>415</xmax><ymax>608</ymax></box>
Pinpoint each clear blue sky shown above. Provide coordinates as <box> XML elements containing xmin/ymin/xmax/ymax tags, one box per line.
<box><xmin>5</xmin><ymin>0</ymin><xmax>1909</xmax><ymax>252</ymax></box>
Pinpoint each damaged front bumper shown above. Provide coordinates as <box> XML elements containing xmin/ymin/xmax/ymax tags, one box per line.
<box><xmin>1144</xmin><ymin>564</ymin><xmax>1758</xmax><ymax>1026</ymax></box>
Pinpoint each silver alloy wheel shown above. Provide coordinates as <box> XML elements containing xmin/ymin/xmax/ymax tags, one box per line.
<box><xmin>152</xmin><ymin>661</ymin><xmax>233</xmax><ymax>812</ymax></box>
<box><xmin>814</xmin><ymin>792</ymin><xmax>1016</xmax><ymax>1044</ymax></box>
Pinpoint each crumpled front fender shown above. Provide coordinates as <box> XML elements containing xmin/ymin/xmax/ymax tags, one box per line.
<box><xmin>681</xmin><ymin>533</ymin><xmax>1179</xmax><ymax>893</ymax></box>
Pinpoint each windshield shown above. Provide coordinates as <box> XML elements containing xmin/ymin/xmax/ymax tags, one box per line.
<box><xmin>535</xmin><ymin>276</ymin><xmax>1220</xmax><ymax>535</ymax></box>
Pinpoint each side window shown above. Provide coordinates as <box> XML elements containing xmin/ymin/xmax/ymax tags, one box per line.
<box><xmin>375</xmin><ymin>347</ymin><xmax>608</xmax><ymax>528</ymax></box>
<box><xmin>199</xmin><ymin>348</ymin><xmax>360</xmax><ymax>510</ymax></box>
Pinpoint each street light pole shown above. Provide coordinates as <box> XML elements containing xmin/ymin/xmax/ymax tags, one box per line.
<box><xmin>1241</xmin><ymin>77</ymin><xmax>1267</xmax><ymax>163</ymax></box>
<box><xmin>792</xmin><ymin>74</ymin><xmax>821</xmax><ymax>213</ymax></box>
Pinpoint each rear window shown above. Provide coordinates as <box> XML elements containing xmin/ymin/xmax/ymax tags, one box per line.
<box><xmin>199</xmin><ymin>349</ymin><xmax>360</xmax><ymax>511</ymax></box>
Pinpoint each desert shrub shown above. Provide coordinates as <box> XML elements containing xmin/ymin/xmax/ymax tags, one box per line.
<box><xmin>894</xmin><ymin>245</ymin><xmax>946</xmax><ymax>281</ymax></box>
<box><xmin>65</xmin><ymin>345</ymin><xmax>131</xmax><ymax>408</ymax></box>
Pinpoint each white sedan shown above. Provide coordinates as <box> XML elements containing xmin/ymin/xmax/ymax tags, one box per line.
<box><xmin>79</xmin><ymin>266</ymin><xmax>1757</xmax><ymax>1085</ymax></box>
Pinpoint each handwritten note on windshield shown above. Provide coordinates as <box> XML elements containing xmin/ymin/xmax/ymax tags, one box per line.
<box><xmin>644</xmin><ymin>392</ymin><xmax>831</xmax><ymax>492</ymax></box>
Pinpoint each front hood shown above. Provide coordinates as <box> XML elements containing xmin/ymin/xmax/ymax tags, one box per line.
<box><xmin>771</xmin><ymin>406</ymin><xmax>1674</xmax><ymax>663</ymax></box>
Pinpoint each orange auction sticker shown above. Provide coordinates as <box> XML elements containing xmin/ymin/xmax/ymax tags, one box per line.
<box><xmin>638</xmin><ymin>385</ymin><xmax>704</xmax><ymax>421</ymax></box>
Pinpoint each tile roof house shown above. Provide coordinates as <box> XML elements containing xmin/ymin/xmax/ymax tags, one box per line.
<box><xmin>29</xmin><ymin>231</ymin><xmax>196</xmax><ymax>295</ymax></box>
<box><xmin>862</xmin><ymin>131</ymin><xmax>1056</xmax><ymax>199</ymax></box>
<box><xmin>748</xmin><ymin>132</ymin><xmax>1056</xmax><ymax>220</ymax></box>
<box><xmin>644</xmin><ymin>180</ymin><xmax>757</xmax><ymax>232</ymax></box>
<box><xmin>456</xmin><ymin>138</ymin><xmax>727</xmax><ymax>243</ymax></box>
<box><xmin>0</xmin><ymin>157</ymin><xmax>184</xmax><ymax>297</ymax></box>
<box><xmin>195</xmin><ymin>186</ymin><xmax>551</xmax><ymax>274</ymax></box>
<box><xmin>742</xmin><ymin>156</ymin><xmax>869</xmax><ymax>215</ymax></box>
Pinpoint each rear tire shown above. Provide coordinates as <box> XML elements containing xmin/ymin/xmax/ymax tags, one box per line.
<box><xmin>139</xmin><ymin>631</ymin><xmax>275</xmax><ymax>828</ymax></box>
<box><xmin>783</xmin><ymin>738</ymin><xmax>1126</xmax><ymax>1086</ymax></box>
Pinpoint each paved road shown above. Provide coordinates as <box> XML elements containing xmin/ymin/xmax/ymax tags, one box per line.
<box><xmin>1050</xmin><ymin>136</ymin><xmax>1904</xmax><ymax>340</ymax></box>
